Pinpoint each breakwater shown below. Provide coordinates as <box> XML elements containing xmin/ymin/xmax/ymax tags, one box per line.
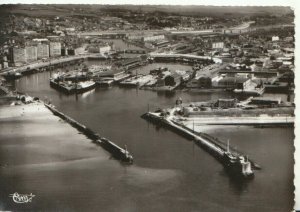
<box><xmin>142</xmin><ymin>112</ymin><xmax>261</xmax><ymax>178</ymax></box>
<box><xmin>45</xmin><ymin>103</ymin><xmax>133</xmax><ymax>163</ymax></box>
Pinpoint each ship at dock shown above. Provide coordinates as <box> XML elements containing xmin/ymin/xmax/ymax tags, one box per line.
<box><xmin>50</xmin><ymin>78</ymin><xmax>96</xmax><ymax>94</ymax></box>
<box><xmin>96</xmin><ymin>78</ymin><xmax>114</xmax><ymax>87</ymax></box>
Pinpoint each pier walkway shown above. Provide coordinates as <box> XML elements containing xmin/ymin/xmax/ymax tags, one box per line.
<box><xmin>142</xmin><ymin>111</ymin><xmax>261</xmax><ymax>170</ymax></box>
<box><xmin>44</xmin><ymin>103</ymin><xmax>133</xmax><ymax>163</ymax></box>
<box><xmin>0</xmin><ymin>53</ymin><xmax>107</xmax><ymax>75</ymax></box>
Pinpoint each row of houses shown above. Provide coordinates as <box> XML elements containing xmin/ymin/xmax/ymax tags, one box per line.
<box><xmin>127</xmin><ymin>34</ymin><xmax>165</xmax><ymax>43</ymax></box>
<box><xmin>6</xmin><ymin>41</ymin><xmax>112</xmax><ymax>67</ymax></box>
<box><xmin>8</xmin><ymin>42</ymin><xmax>61</xmax><ymax>66</ymax></box>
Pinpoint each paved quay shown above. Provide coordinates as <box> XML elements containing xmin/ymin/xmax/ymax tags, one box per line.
<box><xmin>0</xmin><ymin>53</ymin><xmax>104</xmax><ymax>75</ymax></box>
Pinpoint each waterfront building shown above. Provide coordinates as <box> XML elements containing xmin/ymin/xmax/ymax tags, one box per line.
<box><xmin>65</xmin><ymin>28</ymin><xmax>76</xmax><ymax>32</ymax></box>
<box><xmin>33</xmin><ymin>38</ymin><xmax>49</xmax><ymax>43</ymax></box>
<box><xmin>212</xmin><ymin>42</ymin><xmax>224</xmax><ymax>50</ymax></box>
<box><xmin>67</xmin><ymin>49</ymin><xmax>75</xmax><ymax>55</ymax></box>
<box><xmin>217</xmin><ymin>77</ymin><xmax>251</xmax><ymax>89</ymax></box>
<box><xmin>3</xmin><ymin>62</ymin><xmax>8</xmax><ymax>68</ymax></box>
<box><xmin>10</xmin><ymin>47</ymin><xmax>26</xmax><ymax>65</ymax></box>
<box><xmin>272</xmin><ymin>36</ymin><xmax>280</xmax><ymax>42</ymax></box>
<box><xmin>119</xmin><ymin>58</ymin><xmax>142</xmax><ymax>70</ymax></box>
<box><xmin>61</xmin><ymin>48</ymin><xmax>68</xmax><ymax>56</ymax></box>
<box><xmin>99</xmin><ymin>45</ymin><xmax>111</xmax><ymax>53</ymax></box>
<box><xmin>49</xmin><ymin>42</ymin><xmax>62</xmax><ymax>57</ymax></box>
<box><xmin>250</xmin><ymin>97</ymin><xmax>281</xmax><ymax>106</ymax></box>
<box><xmin>164</xmin><ymin>73</ymin><xmax>182</xmax><ymax>86</ymax></box>
<box><xmin>127</xmin><ymin>34</ymin><xmax>144</xmax><ymax>41</ymax></box>
<box><xmin>190</xmin><ymin>76</ymin><xmax>213</xmax><ymax>88</ymax></box>
<box><xmin>25</xmin><ymin>46</ymin><xmax>38</xmax><ymax>62</ymax></box>
<box><xmin>216</xmin><ymin>99</ymin><xmax>238</xmax><ymax>108</ymax></box>
<box><xmin>75</xmin><ymin>47</ymin><xmax>85</xmax><ymax>55</ymax></box>
<box><xmin>37</xmin><ymin>44</ymin><xmax>49</xmax><ymax>59</ymax></box>
<box><xmin>143</xmin><ymin>35</ymin><xmax>165</xmax><ymax>42</ymax></box>
<box><xmin>157</xmin><ymin>71</ymin><xmax>171</xmax><ymax>86</ymax></box>
<box><xmin>87</xmin><ymin>46</ymin><xmax>99</xmax><ymax>53</ymax></box>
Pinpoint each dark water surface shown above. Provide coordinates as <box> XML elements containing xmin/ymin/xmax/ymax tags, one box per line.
<box><xmin>0</xmin><ymin>63</ymin><xmax>294</xmax><ymax>211</ymax></box>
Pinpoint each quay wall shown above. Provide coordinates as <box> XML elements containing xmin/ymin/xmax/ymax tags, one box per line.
<box><xmin>0</xmin><ymin>54</ymin><xmax>108</xmax><ymax>75</ymax></box>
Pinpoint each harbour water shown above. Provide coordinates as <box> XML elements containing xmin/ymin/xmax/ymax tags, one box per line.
<box><xmin>0</xmin><ymin>62</ymin><xmax>294</xmax><ymax>211</ymax></box>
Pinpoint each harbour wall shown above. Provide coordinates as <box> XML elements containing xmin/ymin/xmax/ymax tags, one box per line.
<box><xmin>45</xmin><ymin>103</ymin><xmax>133</xmax><ymax>163</ymax></box>
<box><xmin>141</xmin><ymin>112</ymin><xmax>261</xmax><ymax>170</ymax></box>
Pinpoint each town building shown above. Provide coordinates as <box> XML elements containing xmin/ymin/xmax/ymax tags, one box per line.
<box><xmin>25</xmin><ymin>46</ymin><xmax>38</xmax><ymax>62</ymax></box>
<box><xmin>212</xmin><ymin>42</ymin><xmax>224</xmax><ymax>50</ymax></box>
<box><xmin>3</xmin><ymin>61</ymin><xmax>8</xmax><ymax>68</ymax></box>
<box><xmin>99</xmin><ymin>45</ymin><xmax>111</xmax><ymax>54</ymax></box>
<box><xmin>216</xmin><ymin>99</ymin><xmax>238</xmax><ymax>108</ymax></box>
<box><xmin>164</xmin><ymin>73</ymin><xmax>182</xmax><ymax>86</ymax></box>
<box><xmin>250</xmin><ymin>97</ymin><xmax>281</xmax><ymax>106</ymax></box>
<box><xmin>119</xmin><ymin>58</ymin><xmax>142</xmax><ymax>70</ymax></box>
<box><xmin>37</xmin><ymin>44</ymin><xmax>50</xmax><ymax>59</ymax></box>
<box><xmin>127</xmin><ymin>34</ymin><xmax>145</xmax><ymax>41</ymax></box>
<box><xmin>75</xmin><ymin>47</ymin><xmax>85</xmax><ymax>55</ymax></box>
<box><xmin>49</xmin><ymin>42</ymin><xmax>62</xmax><ymax>57</ymax></box>
<box><xmin>272</xmin><ymin>36</ymin><xmax>280</xmax><ymax>42</ymax></box>
<box><xmin>216</xmin><ymin>76</ymin><xmax>251</xmax><ymax>89</ymax></box>
<box><xmin>143</xmin><ymin>35</ymin><xmax>165</xmax><ymax>42</ymax></box>
<box><xmin>10</xmin><ymin>47</ymin><xmax>26</xmax><ymax>65</ymax></box>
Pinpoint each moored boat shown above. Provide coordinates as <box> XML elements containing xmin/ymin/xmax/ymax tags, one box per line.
<box><xmin>96</xmin><ymin>78</ymin><xmax>114</xmax><ymax>87</ymax></box>
<box><xmin>3</xmin><ymin>71</ymin><xmax>22</xmax><ymax>80</ymax></box>
<box><xmin>75</xmin><ymin>81</ymin><xmax>96</xmax><ymax>93</ymax></box>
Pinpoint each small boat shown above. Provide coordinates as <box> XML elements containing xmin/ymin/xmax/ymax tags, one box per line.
<box><xmin>3</xmin><ymin>71</ymin><xmax>22</xmax><ymax>80</ymax></box>
<box><xmin>97</xmin><ymin>78</ymin><xmax>114</xmax><ymax>87</ymax></box>
<box><xmin>75</xmin><ymin>81</ymin><xmax>96</xmax><ymax>93</ymax></box>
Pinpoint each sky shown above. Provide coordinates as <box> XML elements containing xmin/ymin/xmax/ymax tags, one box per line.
<box><xmin>0</xmin><ymin>0</ymin><xmax>297</xmax><ymax>6</ymax></box>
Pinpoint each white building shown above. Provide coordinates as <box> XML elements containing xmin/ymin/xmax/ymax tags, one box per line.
<box><xmin>65</xmin><ymin>28</ymin><xmax>76</xmax><ymax>32</ymax></box>
<box><xmin>13</xmin><ymin>48</ymin><xmax>26</xmax><ymax>64</ymax></box>
<box><xmin>212</xmin><ymin>42</ymin><xmax>224</xmax><ymax>49</ymax></box>
<box><xmin>272</xmin><ymin>36</ymin><xmax>280</xmax><ymax>42</ymax></box>
<box><xmin>127</xmin><ymin>35</ymin><xmax>144</xmax><ymax>41</ymax></box>
<box><xmin>25</xmin><ymin>46</ymin><xmax>38</xmax><ymax>62</ymax></box>
<box><xmin>99</xmin><ymin>45</ymin><xmax>111</xmax><ymax>53</ymax></box>
<box><xmin>32</xmin><ymin>38</ymin><xmax>49</xmax><ymax>43</ymax></box>
<box><xmin>211</xmin><ymin>75</ymin><xmax>223</xmax><ymax>87</ymax></box>
<box><xmin>75</xmin><ymin>47</ymin><xmax>85</xmax><ymax>55</ymax></box>
<box><xmin>49</xmin><ymin>42</ymin><xmax>61</xmax><ymax>57</ymax></box>
<box><xmin>143</xmin><ymin>35</ymin><xmax>165</xmax><ymax>42</ymax></box>
<box><xmin>3</xmin><ymin>61</ymin><xmax>8</xmax><ymax>68</ymax></box>
<box><xmin>37</xmin><ymin>44</ymin><xmax>50</xmax><ymax>59</ymax></box>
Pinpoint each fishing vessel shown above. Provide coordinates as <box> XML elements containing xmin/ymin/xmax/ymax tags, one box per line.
<box><xmin>75</xmin><ymin>81</ymin><xmax>96</xmax><ymax>93</ymax></box>
<box><xmin>3</xmin><ymin>70</ymin><xmax>22</xmax><ymax>80</ymax></box>
<box><xmin>96</xmin><ymin>78</ymin><xmax>114</xmax><ymax>87</ymax></box>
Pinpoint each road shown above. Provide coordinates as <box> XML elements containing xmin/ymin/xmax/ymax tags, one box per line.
<box><xmin>0</xmin><ymin>53</ymin><xmax>104</xmax><ymax>75</ymax></box>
